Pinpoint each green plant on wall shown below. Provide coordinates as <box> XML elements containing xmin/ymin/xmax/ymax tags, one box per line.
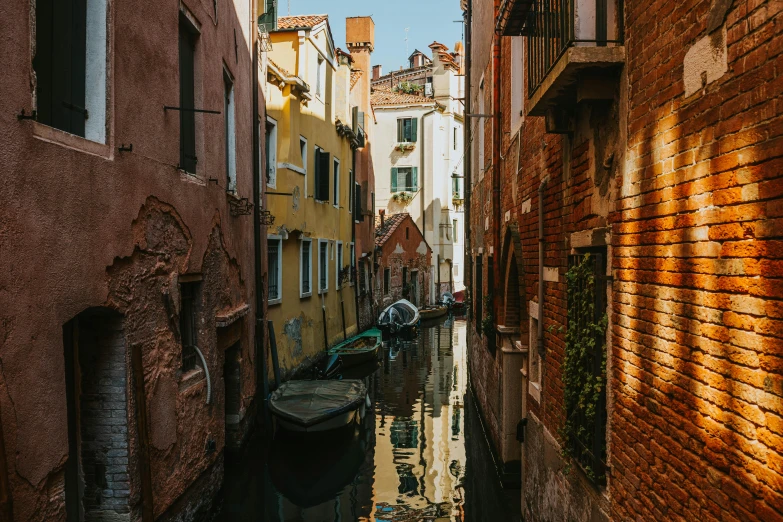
<box><xmin>394</xmin><ymin>81</ymin><xmax>421</xmax><ymax>95</ymax></box>
<box><xmin>480</xmin><ymin>293</ymin><xmax>495</xmax><ymax>336</ymax></box>
<box><xmin>391</xmin><ymin>192</ymin><xmax>413</xmax><ymax>205</ymax></box>
<box><xmin>560</xmin><ymin>253</ymin><xmax>608</xmax><ymax>484</ymax></box>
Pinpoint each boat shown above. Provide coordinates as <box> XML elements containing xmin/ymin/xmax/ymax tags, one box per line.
<box><xmin>378</xmin><ymin>299</ymin><xmax>420</xmax><ymax>334</ymax></box>
<box><xmin>419</xmin><ymin>305</ymin><xmax>449</xmax><ymax>321</ymax></box>
<box><xmin>440</xmin><ymin>291</ymin><xmax>466</xmax><ymax>313</ymax></box>
<box><xmin>328</xmin><ymin>328</ymin><xmax>382</xmax><ymax>368</ymax></box>
<box><xmin>269</xmin><ymin>379</ymin><xmax>367</xmax><ymax>433</ymax></box>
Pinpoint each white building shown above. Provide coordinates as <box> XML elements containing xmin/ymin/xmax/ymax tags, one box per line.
<box><xmin>371</xmin><ymin>42</ymin><xmax>465</xmax><ymax>303</ymax></box>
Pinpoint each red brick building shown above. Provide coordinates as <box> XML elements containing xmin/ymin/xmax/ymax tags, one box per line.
<box><xmin>0</xmin><ymin>0</ymin><xmax>269</xmax><ymax>520</ymax></box>
<box><xmin>375</xmin><ymin>212</ymin><xmax>433</xmax><ymax>309</ymax></box>
<box><xmin>465</xmin><ymin>0</ymin><xmax>783</xmax><ymax>520</ymax></box>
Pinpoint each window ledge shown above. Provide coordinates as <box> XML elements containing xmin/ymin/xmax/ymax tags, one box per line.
<box><xmin>32</xmin><ymin>122</ymin><xmax>112</xmax><ymax>159</ymax></box>
<box><xmin>268</xmin><ymin>298</ymin><xmax>282</xmax><ymax>306</ymax></box>
<box><xmin>300</xmin><ymin>292</ymin><xmax>312</xmax><ymax>299</ymax></box>
<box><xmin>180</xmin><ymin>366</ymin><xmax>205</xmax><ymax>392</ymax></box>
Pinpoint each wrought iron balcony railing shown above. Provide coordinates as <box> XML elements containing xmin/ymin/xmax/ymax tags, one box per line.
<box><xmin>527</xmin><ymin>0</ymin><xmax>624</xmax><ymax>97</ymax></box>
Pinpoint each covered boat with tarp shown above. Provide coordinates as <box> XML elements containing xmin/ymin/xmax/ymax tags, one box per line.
<box><xmin>377</xmin><ymin>299</ymin><xmax>420</xmax><ymax>334</ymax></box>
<box><xmin>269</xmin><ymin>379</ymin><xmax>367</xmax><ymax>433</ymax></box>
<box><xmin>328</xmin><ymin>328</ymin><xmax>382</xmax><ymax>368</ymax></box>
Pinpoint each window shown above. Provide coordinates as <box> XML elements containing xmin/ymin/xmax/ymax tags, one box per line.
<box><xmin>355</xmin><ymin>183</ymin><xmax>363</xmax><ymax>222</ymax></box>
<box><xmin>475</xmin><ymin>255</ymin><xmax>483</xmax><ymax>334</ymax></box>
<box><xmin>266</xmin><ymin>117</ymin><xmax>278</xmax><ymax>188</ymax></box>
<box><xmin>402</xmin><ymin>267</ymin><xmax>408</xmax><ymax>288</ymax></box>
<box><xmin>300</xmin><ymin>136</ymin><xmax>308</xmax><ymax>197</ymax></box>
<box><xmin>333</xmin><ymin>159</ymin><xmax>340</xmax><ymax>207</ymax></box>
<box><xmin>315</xmin><ymin>147</ymin><xmax>330</xmax><ymax>201</ymax></box>
<box><xmin>454</xmin><ymin>127</ymin><xmax>458</xmax><ymax>150</ymax></box>
<box><xmin>397</xmin><ymin>117</ymin><xmax>418</xmax><ymax>143</ymax></box>
<box><xmin>391</xmin><ymin>167</ymin><xmax>418</xmax><ymax>192</ymax></box>
<box><xmin>34</xmin><ymin>0</ymin><xmax>108</xmax><ymax>142</ymax></box>
<box><xmin>179</xmin><ymin>17</ymin><xmax>198</xmax><ymax>172</ymax></box>
<box><xmin>267</xmin><ymin>237</ymin><xmax>282</xmax><ymax>304</ymax></box>
<box><xmin>384</xmin><ymin>268</ymin><xmax>391</xmax><ymax>295</ymax></box>
<box><xmin>478</xmin><ymin>77</ymin><xmax>485</xmax><ymax>180</ymax></box>
<box><xmin>453</xmin><ymin>219</ymin><xmax>458</xmax><ymax>242</ymax></box>
<box><xmin>318</xmin><ymin>240</ymin><xmax>329</xmax><ymax>293</ymax></box>
<box><xmin>300</xmin><ymin>239</ymin><xmax>312</xmax><ymax>298</ymax></box>
<box><xmin>405</xmin><ymin>227</ymin><xmax>410</xmax><ymax>240</ymax></box>
<box><xmin>224</xmin><ymin>72</ymin><xmax>236</xmax><ymax>192</ymax></box>
<box><xmin>453</xmin><ymin>264</ymin><xmax>460</xmax><ymax>277</ymax></box>
<box><xmin>349</xmin><ymin>243</ymin><xmax>355</xmax><ymax>285</ymax></box>
<box><xmin>336</xmin><ymin>242</ymin><xmax>344</xmax><ymax>287</ymax></box>
<box><xmin>348</xmin><ymin>170</ymin><xmax>353</xmax><ymax>214</ymax></box>
<box><xmin>316</xmin><ymin>56</ymin><xmax>325</xmax><ymax>98</ymax></box>
<box><xmin>179</xmin><ymin>282</ymin><xmax>200</xmax><ymax>372</ymax></box>
<box><xmin>453</xmin><ymin>176</ymin><xmax>462</xmax><ymax>199</ymax></box>
<box><xmin>511</xmin><ymin>36</ymin><xmax>525</xmax><ymax>132</ymax></box>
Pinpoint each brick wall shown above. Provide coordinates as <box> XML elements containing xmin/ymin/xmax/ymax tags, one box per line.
<box><xmin>611</xmin><ymin>0</ymin><xmax>783</xmax><ymax>520</ymax></box>
<box><xmin>79</xmin><ymin>315</ymin><xmax>131</xmax><ymax>520</ymax></box>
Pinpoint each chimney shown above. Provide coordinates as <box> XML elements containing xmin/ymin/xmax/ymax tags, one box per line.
<box><xmin>346</xmin><ymin>16</ymin><xmax>375</xmax><ymax>51</ymax></box>
<box><xmin>372</xmin><ymin>64</ymin><xmax>382</xmax><ymax>80</ymax></box>
<box><xmin>380</xmin><ymin>209</ymin><xmax>385</xmax><ymax>228</ymax></box>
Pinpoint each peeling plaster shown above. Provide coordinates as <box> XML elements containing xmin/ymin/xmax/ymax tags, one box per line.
<box><xmin>683</xmin><ymin>26</ymin><xmax>728</xmax><ymax>98</ymax></box>
<box><xmin>283</xmin><ymin>316</ymin><xmax>303</xmax><ymax>357</ymax></box>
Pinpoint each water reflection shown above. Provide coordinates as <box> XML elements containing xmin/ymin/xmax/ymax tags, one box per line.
<box><xmin>219</xmin><ymin>320</ymin><xmax>484</xmax><ymax>522</ymax></box>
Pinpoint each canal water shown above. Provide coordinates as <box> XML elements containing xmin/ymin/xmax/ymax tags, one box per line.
<box><xmin>217</xmin><ymin>319</ymin><xmax>522</xmax><ymax>521</ymax></box>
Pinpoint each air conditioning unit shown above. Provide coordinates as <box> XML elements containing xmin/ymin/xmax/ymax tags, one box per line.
<box><xmin>425</xmin><ymin>84</ymin><xmax>433</xmax><ymax>97</ymax></box>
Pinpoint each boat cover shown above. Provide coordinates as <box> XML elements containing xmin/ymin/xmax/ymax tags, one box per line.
<box><xmin>378</xmin><ymin>299</ymin><xmax>419</xmax><ymax>327</ymax></box>
<box><xmin>269</xmin><ymin>380</ymin><xmax>366</xmax><ymax>427</ymax></box>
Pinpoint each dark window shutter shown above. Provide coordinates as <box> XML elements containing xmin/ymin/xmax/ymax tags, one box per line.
<box><xmin>317</xmin><ymin>149</ymin><xmax>330</xmax><ymax>200</ymax></box>
<box><xmin>179</xmin><ymin>21</ymin><xmax>197</xmax><ymax>173</ymax></box>
<box><xmin>411</xmin><ymin>117</ymin><xmax>418</xmax><ymax>142</ymax></box>
<box><xmin>411</xmin><ymin>167</ymin><xmax>418</xmax><ymax>190</ymax></box>
<box><xmin>390</xmin><ymin>167</ymin><xmax>398</xmax><ymax>192</ymax></box>
<box><xmin>35</xmin><ymin>0</ymin><xmax>87</xmax><ymax>136</ymax></box>
<box><xmin>355</xmin><ymin>184</ymin><xmax>363</xmax><ymax>221</ymax></box>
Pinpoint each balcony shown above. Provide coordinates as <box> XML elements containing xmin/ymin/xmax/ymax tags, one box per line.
<box><xmin>524</xmin><ymin>0</ymin><xmax>625</xmax><ymax>121</ymax></box>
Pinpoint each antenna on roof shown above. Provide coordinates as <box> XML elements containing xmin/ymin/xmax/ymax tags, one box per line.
<box><xmin>287</xmin><ymin>0</ymin><xmax>290</xmax><ymax>16</ymax></box>
<box><xmin>405</xmin><ymin>27</ymin><xmax>410</xmax><ymax>58</ymax></box>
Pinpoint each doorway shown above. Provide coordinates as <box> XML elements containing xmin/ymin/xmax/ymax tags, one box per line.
<box><xmin>63</xmin><ymin>309</ymin><xmax>131</xmax><ymax>522</ymax></box>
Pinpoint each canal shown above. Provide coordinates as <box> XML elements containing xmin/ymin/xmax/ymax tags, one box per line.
<box><xmin>216</xmin><ymin>319</ymin><xmax>522</xmax><ymax>521</ymax></box>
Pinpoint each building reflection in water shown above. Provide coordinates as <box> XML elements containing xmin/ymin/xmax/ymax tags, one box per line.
<box><xmin>219</xmin><ymin>320</ymin><xmax>469</xmax><ymax>522</ymax></box>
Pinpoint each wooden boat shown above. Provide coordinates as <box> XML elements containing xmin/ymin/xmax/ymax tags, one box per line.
<box><xmin>328</xmin><ymin>328</ymin><xmax>382</xmax><ymax>368</ymax></box>
<box><xmin>269</xmin><ymin>379</ymin><xmax>367</xmax><ymax>433</ymax></box>
<box><xmin>377</xmin><ymin>299</ymin><xmax>420</xmax><ymax>334</ymax></box>
<box><xmin>419</xmin><ymin>305</ymin><xmax>448</xmax><ymax>321</ymax></box>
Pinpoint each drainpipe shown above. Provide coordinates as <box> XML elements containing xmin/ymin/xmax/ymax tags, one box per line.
<box><xmin>251</xmin><ymin>14</ymin><xmax>270</xmax><ymax>418</ymax></box>
<box><xmin>352</xmin><ymin>147</ymin><xmax>360</xmax><ymax>329</ymax></box>
<box><xmin>492</xmin><ymin>0</ymin><xmax>502</xmax><ymax>330</ymax></box>
<box><xmin>420</xmin><ymin>108</ymin><xmax>437</xmax><ymax>304</ymax></box>
<box><xmin>464</xmin><ymin>0</ymin><xmax>472</xmax><ymax>318</ymax></box>
<box><xmin>538</xmin><ymin>177</ymin><xmax>549</xmax><ymax>357</ymax></box>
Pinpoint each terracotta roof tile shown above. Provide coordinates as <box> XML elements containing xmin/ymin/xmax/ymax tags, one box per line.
<box><xmin>375</xmin><ymin>213</ymin><xmax>409</xmax><ymax>247</ymax></box>
<box><xmin>277</xmin><ymin>14</ymin><xmax>328</xmax><ymax>30</ymax></box>
<box><xmin>350</xmin><ymin>69</ymin><xmax>363</xmax><ymax>89</ymax></box>
<box><xmin>371</xmin><ymin>88</ymin><xmax>436</xmax><ymax>107</ymax></box>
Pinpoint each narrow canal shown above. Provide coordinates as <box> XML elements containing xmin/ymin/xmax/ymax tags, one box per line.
<box><xmin>217</xmin><ymin>319</ymin><xmax>522</xmax><ymax>521</ymax></box>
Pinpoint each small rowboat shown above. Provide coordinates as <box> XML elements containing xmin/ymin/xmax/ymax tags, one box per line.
<box><xmin>269</xmin><ymin>379</ymin><xmax>367</xmax><ymax>433</ymax></box>
<box><xmin>328</xmin><ymin>328</ymin><xmax>382</xmax><ymax>368</ymax></box>
<box><xmin>378</xmin><ymin>299</ymin><xmax>420</xmax><ymax>334</ymax></box>
<box><xmin>419</xmin><ymin>305</ymin><xmax>448</xmax><ymax>321</ymax></box>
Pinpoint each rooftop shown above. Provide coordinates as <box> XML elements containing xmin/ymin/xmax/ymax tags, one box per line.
<box><xmin>375</xmin><ymin>213</ymin><xmax>410</xmax><ymax>247</ymax></box>
<box><xmin>371</xmin><ymin>87</ymin><xmax>437</xmax><ymax>107</ymax></box>
<box><xmin>276</xmin><ymin>14</ymin><xmax>328</xmax><ymax>30</ymax></box>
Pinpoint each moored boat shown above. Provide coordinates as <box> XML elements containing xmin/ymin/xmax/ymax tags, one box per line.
<box><xmin>269</xmin><ymin>379</ymin><xmax>367</xmax><ymax>433</ymax></box>
<box><xmin>327</xmin><ymin>328</ymin><xmax>382</xmax><ymax>368</ymax></box>
<box><xmin>419</xmin><ymin>305</ymin><xmax>449</xmax><ymax>321</ymax></box>
<box><xmin>377</xmin><ymin>299</ymin><xmax>420</xmax><ymax>334</ymax></box>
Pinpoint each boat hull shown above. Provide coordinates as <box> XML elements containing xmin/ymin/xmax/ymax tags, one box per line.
<box><xmin>275</xmin><ymin>409</ymin><xmax>358</xmax><ymax>433</ymax></box>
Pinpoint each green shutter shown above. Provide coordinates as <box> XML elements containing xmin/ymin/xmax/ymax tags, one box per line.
<box><xmin>411</xmin><ymin>167</ymin><xmax>418</xmax><ymax>190</ymax></box>
<box><xmin>391</xmin><ymin>167</ymin><xmax>398</xmax><ymax>192</ymax></box>
<box><xmin>397</xmin><ymin>119</ymin><xmax>403</xmax><ymax>142</ymax></box>
<box><xmin>411</xmin><ymin>117</ymin><xmax>418</xmax><ymax>142</ymax></box>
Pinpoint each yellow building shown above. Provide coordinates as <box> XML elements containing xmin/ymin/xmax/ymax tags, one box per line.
<box><xmin>265</xmin><ymin>14</ymin><xmax>361</xmax><ymax>372</ymax></box>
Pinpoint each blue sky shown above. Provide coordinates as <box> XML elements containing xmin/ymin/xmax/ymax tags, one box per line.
<box><xmin>284</xmin><ymin>0</ymin><xmax>464</xmax><ymax>72</ymax></box>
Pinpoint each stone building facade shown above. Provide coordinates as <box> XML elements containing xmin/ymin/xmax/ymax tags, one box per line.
<box><xmin>0</xmin><ymin>0</ymin><xmax>268</xmax><ymax>520</ymax></box>
<box><xmin>375</xmin><ymin>212</ymin><xmax>433</xmax><ymax>309</ymax></box>
<box><xmin>465</xmin><ymin>0</ymin><xmax>783</xmax><ymax>520</ymax></box>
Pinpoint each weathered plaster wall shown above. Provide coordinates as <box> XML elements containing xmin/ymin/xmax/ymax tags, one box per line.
<box><xmin>376</xmin><ymin>216</ymin><xmax>432</xmax><ymax>308</ymax></box>
<box><xmin>0</xmin><ymin>0</ymin><xmax>262</xmax><ymax>518</ymax></box>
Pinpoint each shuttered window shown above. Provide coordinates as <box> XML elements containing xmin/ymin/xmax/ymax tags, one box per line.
<box><xmin>396</xmin><ymin>117</ymin><xmax>418</xmax><ymax>142</ymax></box>
<box><xmin>34</xmin><ymin>0</ymin><xmax>87</xmax><ymax>137</ymax></box>
<box><xmin>179</xmin><ymin>18</ymin><xmax>197</xmax><ymax>173</ymax></box>
<box><xmin>315</xmin><ymin>148</ymin><xmax>330</xmax><ymax>201</ymax></box>
<box><xmin>391</xmin><ymin>167</ymin><xmax>418</xmax><ymax>192</ymax></box>
<box><xmin>355</xmin><ymin>183</ymin><xmax>363</xmax><ymax>221</ymax></box>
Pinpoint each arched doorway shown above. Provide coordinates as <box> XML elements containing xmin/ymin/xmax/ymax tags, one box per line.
<box><xmin>63</xmin><ymin>308</ymin><xmax>132</xmax><ymax>522</ymax></box>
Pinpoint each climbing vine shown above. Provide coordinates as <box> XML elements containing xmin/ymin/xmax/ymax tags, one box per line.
<box><xmin>560</xmin><ymin>253</ymin><xmax>608</xmax><ymax>484</ymax></box>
